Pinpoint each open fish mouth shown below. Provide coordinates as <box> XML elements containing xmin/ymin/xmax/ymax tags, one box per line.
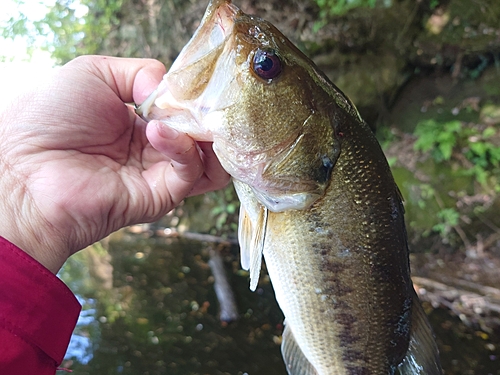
<box><xmin>168</xmin><ymin>0</ymin><xmax>239</xmax><ymax>74</ymax></box>
<box><xmin>136</xmin><ymin>0</ymin><xmax>240</xmax><ymax>136</ymax></box>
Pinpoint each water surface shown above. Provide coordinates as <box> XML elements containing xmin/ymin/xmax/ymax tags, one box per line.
<box><xmin>60</xmin><ymin>230</ymin><xmax>500</xmax><ymax>375</ymax></box>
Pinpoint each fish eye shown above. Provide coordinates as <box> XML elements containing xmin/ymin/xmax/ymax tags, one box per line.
<box><xmin>252</xmin><ymin>49</ymin><xmax>282</xmax><ymax>81</ymax></box>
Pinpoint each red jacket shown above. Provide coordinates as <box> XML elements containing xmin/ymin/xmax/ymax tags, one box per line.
<box><xmin>0</xmin><ymin>236</ymin><xmax>81</xmax><ymax>375</ymax></box>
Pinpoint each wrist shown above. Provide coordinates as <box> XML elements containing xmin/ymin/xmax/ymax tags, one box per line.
<box><xmin>0</xmin><ymin>215</ymin><xmax>69</xmax><ymax>274</ymax></box>
<box><xmin>0</xmin><ymin>167</ymin><xmax>68</xmax><ymax>274</ymax></box>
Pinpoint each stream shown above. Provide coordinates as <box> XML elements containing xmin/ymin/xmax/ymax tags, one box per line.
<box><xmin>58</xmin><ymin>228</ymin><xmax>500</xmax><ymax>375</ymax></box>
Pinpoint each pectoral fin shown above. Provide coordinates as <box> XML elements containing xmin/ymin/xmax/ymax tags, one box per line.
<box><xmin>398</xmin><ymin>290</ymin><xmax>443</xmax><ymax>375</ymax></box>
<box><xmin>234</xmin><ymin>180</ymin><xmax>268</xmax><ymax>291</ymax></box>
<box><xmin>248</xmin><ymin>206</ymin><xmax>267</xmax><ymax>291</ymax></box>
<box><xmin>238</xmin><ymin>205</ymin><xmax>252</xmax><ymax>271</ymax></box>
<box><xmin>281</xmin><ymin>322</ymin><xmax>319</xmax><ymax>375</ymax></box>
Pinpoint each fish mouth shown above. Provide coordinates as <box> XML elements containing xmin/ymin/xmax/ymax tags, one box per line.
<box><xmin>168</xmin><ymin>0</ymin><xmax>239</xmax><ymax>74</ymax></box>
<box><xmin>136</xmin><ymin>0</ymin><xmax>241</xmax><ymax>140</ymax></box>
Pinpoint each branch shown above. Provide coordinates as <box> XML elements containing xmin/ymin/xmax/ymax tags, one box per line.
<box><xmin>159</xmin><ymin>228</ymin><xmax>238</xmax><ymax>245</ymax></box>
<box><xmin>412</xmin><ymin>275</ymin><xmax>500</xmax><ymax>330</ymax></box>
<box><xmin>208</xmin><ymin>248</ymin><xmax>239</xmax><ymax>323</ymax></box>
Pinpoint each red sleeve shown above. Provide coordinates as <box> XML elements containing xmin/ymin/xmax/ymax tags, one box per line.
<box><xmin>0</xmin><ymin>236</ymin><xmax>81</xmax><ymax>375</ymax></box>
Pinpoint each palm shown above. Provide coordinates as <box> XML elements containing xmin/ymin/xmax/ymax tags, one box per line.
<box><xmin>0</xmin><ymin>56</ymin><xmax>229</xmax><ymax>272</ymax></box>
<box><xmin>12</xmin><ymin>68</ymin><xmax>159</xmax><ymax>249</ymax></box>
<box><xmin>27</xmin><ymin>121</ymin><xmax>159</xmax><ymax>249</ymax></box>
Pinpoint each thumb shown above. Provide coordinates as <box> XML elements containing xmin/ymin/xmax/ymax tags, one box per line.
<box><xmin>65</xmin><ymin>55</ymin><xmax>166</xmax><ymax>104</ymax></box>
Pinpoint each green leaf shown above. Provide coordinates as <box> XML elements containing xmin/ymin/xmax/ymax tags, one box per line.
<box><xmin>437</xmin><ymin>208</ymin><xmax>460</xmax><ymax>226</ymax></box>
<box><xmin>438</xmin><ymin>141</ymin><xmax>454</xmax><ymax>160</ymax></box>
<box><xmin>443</xmin><ymin>120</ymin><xmax>462</xmax><ymax>133</ymax></box>
<box><xmin>414</xmin><ymin>119</ymin><xmax>440</xmax><ymax>152</ymax></box>
<box><xmin>226</xmin><ymin>203</ymin><xmax>236</xmax><ymax>214</ymax></box>
<box><xmin>489</xmin><ymin>147</ymin><xmax>500</xmax><ymax>165</ymax></box>
<box><xmin>468</xmin><ymin>141</ymin><xmax>487</xmax><ymax>156</ymax></box>
<box><xmin>473</xmin><ymin>165</ymin><xmax>488</xmax><ymax>185</ymax></box>
<box><xmin>482</xmin><ymin>127</ymin><xmax>496</xmax><ymax>138</ymax></box>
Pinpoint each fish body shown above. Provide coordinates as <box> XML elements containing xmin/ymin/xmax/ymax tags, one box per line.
<box><xmin>137</xmin><ymin>1</ymin><xmax>443</xmax><ymax>374</ymax></box>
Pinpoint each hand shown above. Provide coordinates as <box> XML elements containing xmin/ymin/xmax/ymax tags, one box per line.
<box><xmin>0</xmin><ymin>55</ymin><xmax>230</xmax><ymax>273</ymax></box>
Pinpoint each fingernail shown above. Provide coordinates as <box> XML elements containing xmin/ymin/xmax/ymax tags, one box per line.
<box><xmin>156</xmin><ymin>121</ymin><xmax>179</xmax><ymax>140</ymax></box>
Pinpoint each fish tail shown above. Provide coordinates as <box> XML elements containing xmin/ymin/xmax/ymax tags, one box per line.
<box><xmin>397</xmin><ymin>289</ymin><xmax>443</xmax><ymax>375</ymax></box>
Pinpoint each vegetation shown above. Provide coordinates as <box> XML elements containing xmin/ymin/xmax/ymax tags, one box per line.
<box><xmin>414</xmin><ymin>119</ymin><xmax>500</xmax><ymax>189</ymax></box>
<box><xmin>314</xmin><ymin>0</ymin><xmax>380</xmax><ymax>17</ymax></box>
<box><xmin>1</xmin><ymin>0</ymin><xmax>201</xmax><ymax>64</ymax></box>
<box><xmin>385</xmin><ymin>95</ymin><xmax>500</xmax><ymax>249</ymax></box>
<box><xmin>4</xmin><ymin>1</ymin><xmax>500</xmax><ymax>373</ymax></box>
<box><xmin>2</xmin><ymin>0</ymin><xmax>500</xmax><ymax>251</ymax></box>
<box><xmin>1</xmin><ymin>0</ymin><xmax>122</xmax><ymax>63</ymax></box>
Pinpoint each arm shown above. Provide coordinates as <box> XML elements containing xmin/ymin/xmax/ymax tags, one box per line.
<box><xmin>0</xmin><ymin>56</ymin><xmax>230</xmax><ymax>373</ymax></box>
<box><xmin>0</xmin><ymin>236</ymin><xmax>80</xmax><ymax>375</ymax></box>
<box><xmin>0</xmin><ymin>55</ymin><xmax>229</xmax><ymax>273</ymax></box>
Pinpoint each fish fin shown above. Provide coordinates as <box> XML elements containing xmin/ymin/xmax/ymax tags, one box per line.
<box><xmin>398</xmin><ymin>290</ymin><xmax>443</xmax><ymax>375</ymax></box>
<box><xmin>281</xmin><ymin>322</ymin><xmax>319</xmax><ymax>375</ymax></box>
<box><xmin>233</xmin><ymin>180</ymin><xmax>267</xmax><ymax>291</ymax></box>
<box><xmin>238</xmin><ymin>204</ymin><xmax>252</xmax><ymax>271</ymax></box>
<box><xmin>248</xmin><ymin>206</ymin><xmax>267</xmax><ymax>291</ymax></box>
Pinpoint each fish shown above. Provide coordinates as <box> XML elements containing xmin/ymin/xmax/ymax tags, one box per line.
<box><xmin>136</xmin><ymin>0</ymin><xmax>443</xmax><ymax>374</ymax></box>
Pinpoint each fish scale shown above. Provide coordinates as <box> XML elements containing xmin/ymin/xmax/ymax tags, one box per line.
<box><xmin>136</xmin><ymin>0</ymin><xmax>443</xmax><ymax>373</ymax></box>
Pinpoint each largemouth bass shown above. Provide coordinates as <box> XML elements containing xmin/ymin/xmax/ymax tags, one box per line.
<box><xmin>137</xmin><ymin>0</ymin><xmax>443</xmax><ymax>373</ymax></box>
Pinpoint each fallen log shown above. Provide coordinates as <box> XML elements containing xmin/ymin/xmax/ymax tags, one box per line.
<box><xmin>208</xmin><ymin>248</ymin><xmax>239</xmax><ymax>323</ymax></box>
<box><xmin>412</xmin><ymin>275</ymin><xmax>500</xmax><ymax>331</ymax></box>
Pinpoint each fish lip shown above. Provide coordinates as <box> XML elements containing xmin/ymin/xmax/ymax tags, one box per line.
<box><xmin>168</xmin><ymin>0</ymin><xmax>239</xmax><ymax>75</ymax></box>
<box><xmin>135</xmin><ymin>0</ymin><xmax>241</xmax><ymax>140</ymax></box>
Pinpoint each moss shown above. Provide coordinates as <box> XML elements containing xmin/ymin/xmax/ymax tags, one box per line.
<box><xmin>414</xmin><ymin>0</ymin><xmax>500</xmax><ymax>68</ymax></box>
<box><xmin>314</xmin><ymin>49</ymin><xmax>405</xmax><ymax>110</ymax></box>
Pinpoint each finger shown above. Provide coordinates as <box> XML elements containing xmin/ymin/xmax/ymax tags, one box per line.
<box><xmin>188</xmin><ymin>141</ymin><xmax>230</xmax><ymax>196</ymax></box>
<box><xmin>134</xmin><ymin>66</ymin><xmax>166</xmax><ymax>104</ymax></box>
<box><xmin>146</xmin><ymin>120</ymin><xmax>203</xmax><ymax>183</ymax></box>
<box><xmin>65</xmin><ymin>55</ymin><xmax>166</xmax><ymax>104</ymax></box>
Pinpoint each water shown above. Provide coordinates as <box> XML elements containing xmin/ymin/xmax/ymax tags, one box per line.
<box><xmin>60</xmin><ymin>232</ymin><xmax>286</xmax><ymax>375</ymax></box>
<box><xmin>59</xmin><ymin>230</ymin><xmax>500</xmax><ymax>375</ymax></box>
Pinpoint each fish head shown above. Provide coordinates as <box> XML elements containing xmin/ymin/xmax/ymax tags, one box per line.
<box><xmin>137</xmin><ymin>0</ymin><xmax>352</xmax><ymax>211</ymax></box>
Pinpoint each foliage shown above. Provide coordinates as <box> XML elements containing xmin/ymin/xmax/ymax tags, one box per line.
<box><xmin>414</xmin><ymin>118</ymin><xmax>500</xmax><ymax>189</ymax></box>
<box><xmin>407</xmin><ymin>113</ymin><xmax>500</xmax><ymax>246</ymax></box>
<box><xmin>207</xmin><ymin>186</ymin><xmax>239</xmax><ymax>235</ymax></box>
<box><xmin>409</xmin><ymin>182</ymin><xmax>460</xmax><ymax>244</ymax></box>
<box><xmin>311</xmin><ymin>0</ymin><xmax>396</xmax><ymax>36</ymax></box>
<box><xmin>433</xmin><ymin>207</ymin><xmax>460</xmax><ymax>240</ymax></box>
<box><xmin>429</xmin><ymin>0</ymin><xmax>440</xmax><ymax>10</ymax></box>
<box><xmin>1</xmin><ymin>0</ymin><xmax>122</xmax><ymax>64</ymax></box>
<box><xmin>314</xmin><ymin>0</ymin><xmax>380</xmax><ymax>17</ymax></box>
<box><xmin>414</xmin><ymin>119</ymin><xmax>462</xmax><ymax>161</ymax></box>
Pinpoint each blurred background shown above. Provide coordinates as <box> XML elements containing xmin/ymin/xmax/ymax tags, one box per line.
<box><xmin>1</xmin><ymin>0</ymin><xmax>500</xmax><ymax>374</ymax></box>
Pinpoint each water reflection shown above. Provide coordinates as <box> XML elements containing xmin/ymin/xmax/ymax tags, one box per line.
<box><xmin>60</xmin><ymin>232</ymin><xmax>286</xmax><ymax>375</ymax></box>
<box><xmin>65</xmin><ymin>296</ymin><xmax>95</xmax><ymax>365</ymax></box>
<box><xmin>59</xmin><ymin>230</ymin><xmax>500</xmax><ymax>375</ymax></box>
<box><xmin>430</xmin><ymin>307</ymin><xmax>500</xmax><ymax>375</ymax></box>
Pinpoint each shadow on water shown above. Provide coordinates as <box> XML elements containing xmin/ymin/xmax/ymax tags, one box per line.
<box><xmin>59</xmin><ymin>230</ymin><xmax>500</xmax><ymax>375</ymax></box>
<box><xmin>429</xmin><ymin>307</ymin><xmax>500</xmax><ymax>375</ymax></box>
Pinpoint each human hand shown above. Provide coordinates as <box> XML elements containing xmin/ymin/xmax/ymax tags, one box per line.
<box><xmin>0</xmin><ymin>55</ymin><xmax>230</xmax><ymax>273</ymax></box>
